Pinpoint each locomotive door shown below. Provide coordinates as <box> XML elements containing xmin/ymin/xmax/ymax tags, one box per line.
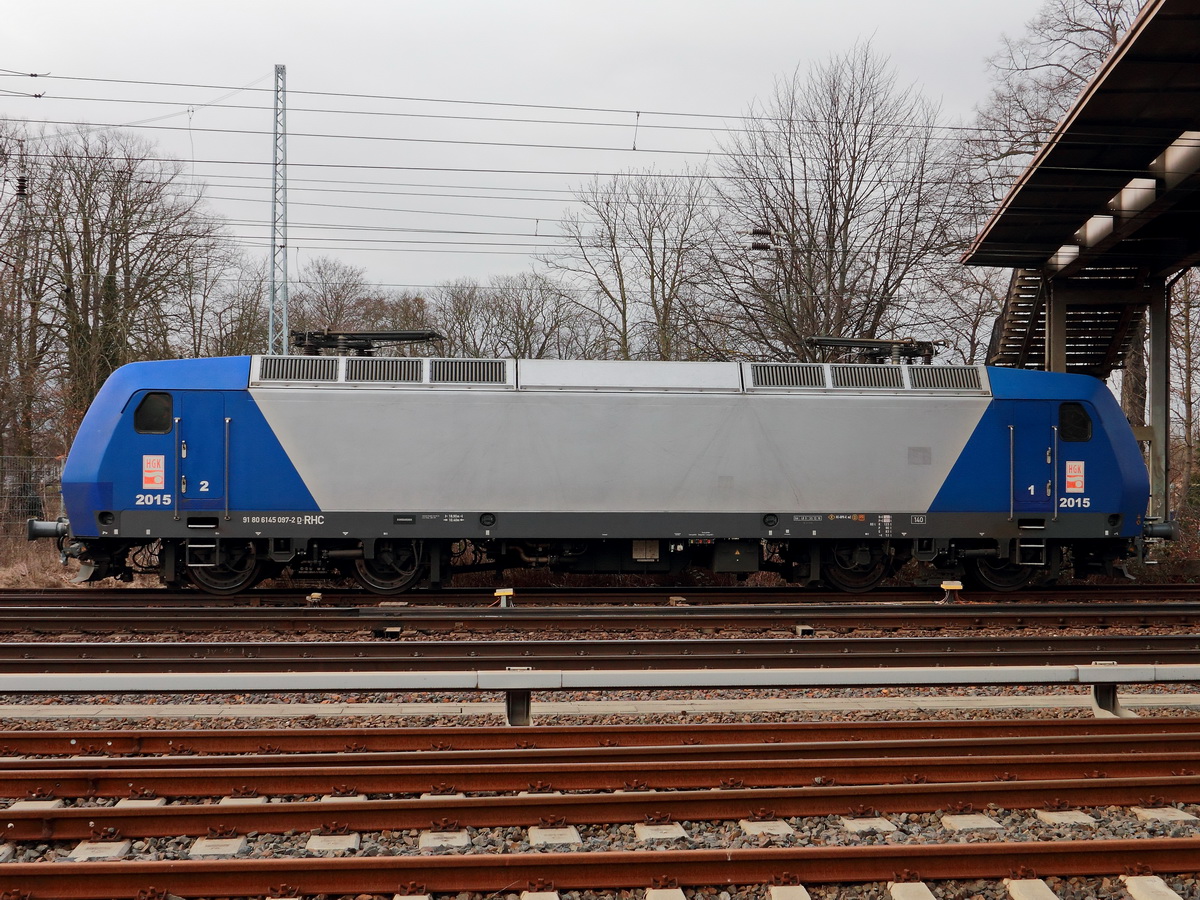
<box><xmin>177</xmin><ymin>392</ymin><xmax>226</xmax><ymax>508</ymax></box>
<box><xmin>1011</xmin><ymin>402</ymin><xmax>1054</xmax><ymax>515</ymax></box>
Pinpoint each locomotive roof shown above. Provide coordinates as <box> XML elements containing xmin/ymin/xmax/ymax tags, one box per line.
<box><xmin>245</xmin><ymin>356</ymin><xmax>993</xmax><ymax>395</ymax></box>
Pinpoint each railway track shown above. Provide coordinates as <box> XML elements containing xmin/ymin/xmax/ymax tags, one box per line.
<box><xmin>3</xmin><ymin>599</ymin><xmax>1200</xmax><ymax>635</ymax></box>
<box><xmin>6</xmin><ymin>716</ymin><xmax>1200</xmax><ymax>755</ymax></box>
<box><xmin>3</xmin><ymin>589</ymin><xmax>1198</xmax><ymax>895</ymax></box>
<box><xmin>1</xmin><ymin>633</ymin><xmax>1199</xmax><ymax>671</ymax></box>
<box><xmin>1</xmin><ymin>719</ymin><xmax>1197</xmax><ymax>898</ymax></box>
<box><xmin>7</xmin><ymin>844</ymin><xmax>1200</xmax><ymax>900</ymax></box>
<box><xmin>3</xmin><ymin>581</ymin><xmax>1200</xmax><ymax>608</ymax></box>
<box><xmin>5</xmin><ymin>734</ymin><xmax>1200</xmax><ymax>790</ymax></box>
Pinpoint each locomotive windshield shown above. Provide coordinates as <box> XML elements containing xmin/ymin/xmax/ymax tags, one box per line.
<box><xmin>1059</xmin><ymin>402</ymin><xmax>1093</xmax><ymax>442</ymax></box>
<box><xmin>134</xmin><ymin>392</ymin><xmax>173</xmax><ymax>434</ymax></box>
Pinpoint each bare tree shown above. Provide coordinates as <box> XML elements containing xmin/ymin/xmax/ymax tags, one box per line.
<box><xmin>967</xmin><ymin>0</ymin><xmax>1143</xmax><ymax>208</ymax></box>
<box><xmin>357</xmin><ymin>289</ymin><xmax>438</xmax><ymax>355</ymax></box>
<box><xmin>17</xmin><ymin>127</ymin><xmax>227</xmax><ymax>438</ymax></box>
<box><xmin>545</xmin><ymin>168</ymin><xmax>718</xmax><ymax>360</ymax></box>
<box><xmin>0</xmin><ymin>128</ymin><xmax>57</xmax><ymax>457</ymax></box>
<box><xmin>430</xmin><ymin>273</ymin><xmax>598</xmax><ymax>359</ymax></box>
<box><xmin>182</xmin><ymin>255</ymin><xmax>271</xmax><ymax>358</ymax></box>
<box><xmin>483</xmin><ymin>272</ymin><xmax>597</xmax><ymax>359</ymax></box>
<box><xmin>290</xmin><ymin>255</ymin><xmax>378</xmax><ymax>334</ymax></box>
<box><xmin>920</xmin><ymin>266</ymin><xmax>1010</xmax><ymax>365</ymax></box>
<box><xmin>716</xmin><ymin>43</ymin><xmax>956</xmax><ymax>361</ymax></box>
<box><xmin>171</xmin><ymin>245</ymin><xmax>260</xmax><ymax>358</ymax></box>
<box><xmin>429</xmin><ymin>278</ymin><xmax>487</xmax><ymax>358</ymax></box>
<box><xmin>1170</xmin><ymin>271</ymin><xmax>1200</xmax><ymax>510</ymax></box>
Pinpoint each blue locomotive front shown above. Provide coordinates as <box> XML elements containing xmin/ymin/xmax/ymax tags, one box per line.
<box><xmin>30</xmin><ymin>356</ymin><xmax>1156</xmax><ymax>594</ymax></box>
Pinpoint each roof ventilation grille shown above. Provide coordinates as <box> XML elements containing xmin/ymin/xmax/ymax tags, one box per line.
<box><xmin>830</xmin><ymin>364</ymin><xmax>904</xmax><ymax>389</ymax></box>
<box><xmin>259</xmin><ymin>356</ymin><xmax>339</xmax><ymax>382</ymax></box>
<box><xmin>345</xmin><ymin>357</ymin><xmax>423</xmax><ymax>383</ymax></box>
<box><xmin>750</xmin><ymin>363</ymin><xmax>826</xmax><ymax>388</ymax></box>
<box><xmin>429</xmin><ymin>358</ymin><xmax>508</xmax><ymax>384</ymax></box>
<box><xmin>907</xmin><ymin>366</ymin><xmax>983</xmax><ymax>390</ymax></box>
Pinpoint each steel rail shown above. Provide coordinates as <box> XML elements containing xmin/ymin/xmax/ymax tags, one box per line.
<box><xmin>0</xmin><ymin>586</ymin><xmax>1066</xmax><ymax>607</ymax></box>
<box><xmin>5</xmin><ymin>840</ymin><xmax>1200</xmax><ymax>898</ymax></box>
<box><xmin>2</xmin><ymin>634</ymin><xmax>1200</xmax><ymax>673</ymax></box>
<box><xmin>3</xmin><ymin>776</ymin><xmax>1199</xmax><ymax>841</ymax></box>
<box><xmin>4</xmin><ymin>750</ymin><xmax>1199</xmax><ymax>798</ymax></box>
<box><xmin>3</xmin><ymin>600</ymin><xmax>1200</xmax><ymax>632</ymax></box>
<box><xmin>5</xmin><ymin>731</ymin><xmax>1199</xmax><ymax>771</ymax></box>
<box><xmin>0</xmin><ymin>586</ymin><xmax>941</xmax><ymax>609</ymax></box>
<box><xmin>4</xmin><ymin>582</ymin><xmax>1200</xmax><ymax>606</ymax></box>
<box><xmin>4</xmin><ymin>717</ymin><xmax>1194</xmax><ymax>756</ymax></box>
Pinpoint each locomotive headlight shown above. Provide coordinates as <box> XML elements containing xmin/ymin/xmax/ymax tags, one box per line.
<box><xmin>97</xmin><ymin>511</ymin><xmax>115</xmax><ymax>526</ymax></box>
<box><xmin>763</xmin><ymin>514</ymin><xmax>779</xmax><ymax>527</ymax></box>
<box><xmin>480</xmin><ymin>513</ymin><xmax>497</xmax><ymax>527</ymax></box>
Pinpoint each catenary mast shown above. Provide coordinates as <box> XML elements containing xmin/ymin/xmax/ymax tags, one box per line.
<box><xmin>268</xmin><ymin>64</ymin><xmax>289</xmax><ymax>355</ymax></box>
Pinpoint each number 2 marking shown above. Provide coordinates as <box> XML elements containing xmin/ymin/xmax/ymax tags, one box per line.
<box><xmin>199</xmin><ymin>480</ymin><xmax>210</xmax><ymax>492</ymax></box>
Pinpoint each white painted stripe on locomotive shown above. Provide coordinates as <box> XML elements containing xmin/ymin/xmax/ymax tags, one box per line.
<box><xmin>249</xmin><ymin>387</ymin><xmax>991</xmax><ymax>513</ymax></box>
<box><xmin>519</xmin><ymin>358</ymin><xmax>743</xmax><ymax>391</ymax></box>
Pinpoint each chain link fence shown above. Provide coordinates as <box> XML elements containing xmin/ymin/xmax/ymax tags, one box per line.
<box><xmin>0</xmin><ymin>457</ymin><xmax>63</xmax><ymax>537</ymax></box>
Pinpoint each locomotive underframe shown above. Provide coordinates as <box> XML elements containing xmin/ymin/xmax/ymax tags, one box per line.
<box><xmin>65</xmin><ymin>506</ymin><xmax>1137</xmax><ymax>594</ymax></box>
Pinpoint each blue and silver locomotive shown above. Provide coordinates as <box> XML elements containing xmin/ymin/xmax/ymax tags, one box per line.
<box><xmin>30</xmin><ymin>354</ymin><xmax>1156</xmax><ymax>593</ymax></box>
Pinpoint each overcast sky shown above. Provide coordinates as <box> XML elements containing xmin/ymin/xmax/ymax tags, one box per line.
<box><xmin>4</xmin><ymin>0</ymin><xmax>1048</xmax><ymax>293</ymax></box>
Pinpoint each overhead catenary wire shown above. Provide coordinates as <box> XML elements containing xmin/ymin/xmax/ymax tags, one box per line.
<box><xmin>8</xmin><ymin>147</ymin><xmax>1146</xmax><ymax>194</ymax></box>
<box><xmin>9</xmin><ymin>112</ymin><xmax>1172</xmax><ymax>163</ymax></box>
<box><xmin>3</xmin><ymin>68</ymin><xmax>1162</xmax><ymax>290</ymax></box>
<box><xmin>0</xmin><ymin>69</ymin><xmax>1172</xmax><ymax>146</ymax></box>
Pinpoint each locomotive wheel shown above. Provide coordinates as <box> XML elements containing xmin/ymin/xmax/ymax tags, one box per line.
<box><xmin>187</xmin><ymin>542</ymin><xmax>264</xmax><ymax>595</ymax></box>
<box><xmin>964</xmin><ymin>557</ymin><xmax>1035</xmax><ymax>592</ymax></box>
<box><xmin>821</xmin><ymin>542</ymin><xmax>889</xmax><ymax>593</ymax></box>
<box><xmin>353</xmin><ymin>541</ymin><xmax>424</xmax><ymax>594</ymax></box>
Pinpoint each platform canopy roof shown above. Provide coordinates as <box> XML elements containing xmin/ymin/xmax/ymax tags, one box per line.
<box><xmin>963</xmin><ymin>0</ymin><xmax>1200</xmax><ymax>279</ymax></box>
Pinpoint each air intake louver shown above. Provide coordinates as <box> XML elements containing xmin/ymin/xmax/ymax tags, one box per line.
<box><xmin>830</xmin><ymin>364</ymin><xmax>904</xmax><ymax>389</ymax></box>
<box><xmin>907</xmin><ymin>366</ymin><xmax>982</xmax><ymax>390</ymax></box>
<box><xmin>259</xmin><ymin>356</ymin><xmax>339</xmax><ymax>381</ymax></box>
<box><xmin>750</xmin><ymin>363</ymin><xmax>827</xmax><ymax>388</ymax></box>
<box><xmin>345</xmin><ymin>357</ymin><xmax>423</xmax><ymax>383</ymax></box>
<box><xmin>430</xmin><ymin>359</ymin><xmax>508</xmax><ymax>384</ymax></box>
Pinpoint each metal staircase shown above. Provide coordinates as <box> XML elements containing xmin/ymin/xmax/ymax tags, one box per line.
<box><xmin>987</xmin><ymin>269</ymin><xmax>1145</xmax><ymax>378</ymax></box>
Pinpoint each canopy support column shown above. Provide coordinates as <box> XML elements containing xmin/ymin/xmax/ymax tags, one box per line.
<box><xmin>1147</xmin><ymin>281</ymin><xmax>1169</xmax><ymax>521</ymax></box>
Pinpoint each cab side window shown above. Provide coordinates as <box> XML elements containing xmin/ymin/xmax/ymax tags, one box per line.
<box><xmin>134</xmin><ymin>392</ymin><xmax>173</xmax><ymax>434</ymax></box>
<box><xmin>1059</xmin><ymin>402</ymin><xmax>1092</xmax><ymax>442</ymax></box>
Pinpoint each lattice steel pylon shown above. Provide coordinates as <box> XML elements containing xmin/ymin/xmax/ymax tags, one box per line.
<box><xmin>268</xmin><ymin>63</ymin><xmax>289</xmax><ymax>355</ymax></box>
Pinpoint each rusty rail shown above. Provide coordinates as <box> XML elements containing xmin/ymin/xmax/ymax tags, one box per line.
<box><xmin>5</xmin><ymin>730</ymin><xmax>1200</xmax><ymax>770</ymax></box>
<box><xmin>4</xmin><ymin>717</ymin><xmax>1200</xmax><ymax>756</ymax></box>
<box><xmin>4</xmin><ymin>777</ymin><xmax>1200</xmax><ymax>841</ymax></box>
<box><xmin>5</xmin><ymin>840</ymin><xmax>1200</xmax><ymax>898</ymax></box>
<box><xmin>4</xmin><ymin>749</ymin><xmax>1200</xmax><ymax>798</ymax></box>
<box><xmin>2</xmin><ymin>598</ymin><xmax>1200</xmax><ymax>634</ymax></box>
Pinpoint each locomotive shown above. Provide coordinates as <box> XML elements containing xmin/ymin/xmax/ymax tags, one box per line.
<box><xmin>29</xmin><ymin>352</ymin><xmax>1159</xmax><ymax>594</ymax></box>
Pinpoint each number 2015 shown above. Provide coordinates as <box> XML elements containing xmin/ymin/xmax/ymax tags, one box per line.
<box><xmin>135</xmin><ymin>493</ymin><xmax>172</xmax><ymax>505</ymax></box>
<box><xmin>1058</xmin><ymin>496</ymin><xmax>1091</xmax><ymax>508</ymax></box>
